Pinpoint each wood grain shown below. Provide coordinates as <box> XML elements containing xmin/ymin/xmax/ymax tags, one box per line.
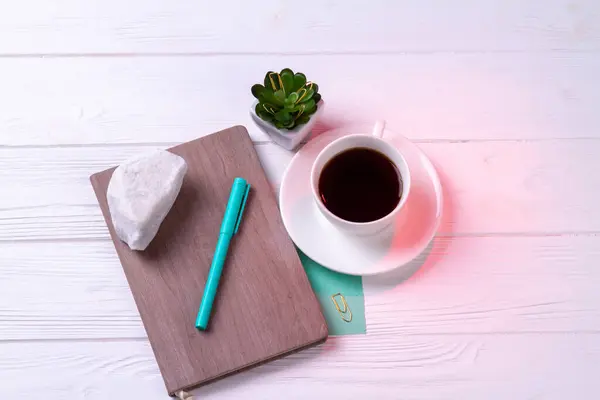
<box><xmin>0</xmin><ymin>54</ymin><xmax>599</xmax><ymax>146</ymax></box>
<box><xmin>1</xmin><ymin>0</ymin><xmax>598</xmax><ymax>54</ymax></box>
<box><xmin>89</xmin><ymin>126</ymin><xmax>327</xmax><ymax>395</ymax></box>
<box><xmin>1</xmin><ymin>334</ymin><xmax>599</xmax><ymax>399</ymax></box>
<box><xmin>1</xmin><ymin>235</ymin><xmax>600</xmax><ymax>340</ymax></box>
<box><xmin>2</xmin><ymin>1</ymin><xmax>600</xmax><ymax>399</ymax></box>
<box><xmin>2</xmin><ymin>140</ymin><xmax>600</xmax><ymax>241</ymax></box>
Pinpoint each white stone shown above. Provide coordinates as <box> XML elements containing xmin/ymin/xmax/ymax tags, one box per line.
<box><xmin>107</xmin><ymin>150</ymin><xmax>187</xmax><ymax>251</ymax></box>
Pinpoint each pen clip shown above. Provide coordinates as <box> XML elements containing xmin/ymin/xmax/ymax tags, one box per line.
<box><xmin>234</xmin><ymin>183</ymin><xmax>251</xmax><ymax>234</ymax></box>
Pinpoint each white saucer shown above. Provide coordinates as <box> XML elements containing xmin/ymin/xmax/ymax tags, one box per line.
<box><xmin>279</xmin><ymin>125</ymin><xmax>443</xmax><ymax>276</ymax></box>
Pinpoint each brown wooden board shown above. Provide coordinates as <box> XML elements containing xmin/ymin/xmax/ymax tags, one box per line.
<box><xmin>89</xmin><ymin>126</ymin><xmax>328</xmax><ymax>396</ymax></box>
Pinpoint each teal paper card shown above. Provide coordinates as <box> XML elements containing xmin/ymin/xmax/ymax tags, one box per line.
<box><xmin>298</xmin><ymin>250</ymin><xmax>366</xmax><ymax>336</ymax></box>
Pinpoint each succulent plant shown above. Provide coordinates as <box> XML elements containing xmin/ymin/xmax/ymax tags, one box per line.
<box><xmin>251</xmin><ymin>68</ymin><xmax>322</xmax><ymax>130</ymax></box>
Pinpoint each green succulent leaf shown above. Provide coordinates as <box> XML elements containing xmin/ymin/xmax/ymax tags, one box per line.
<box><xmin>275</xmin><ymin>109</ymin><xmax>292</xmax><ymax>123</ymax></box>
<box><xmin>251</xmin><ymin>84</ymin><xmax>265</xmax><ymax>99</ymax></box>
<box><xmin>257</xmin><ymin>111</ymin><xmax>273</xmax><ymax>123</ymax></box>
<box><xmin>283</xmin><ymin>96</ymin><xmax>296</xmax><ymax>111</ymax></box>
<box><xmin>265</xmin><ymin>71</ymin><xmax>284</xmax><ymax>91</ymax></box>
<box><xmin>305</xmin><ymin>82</ymin><xmax>319</xmax><ymax>94</ymax></box>
<box><xmin>274</xmin><ymin>89</ymin><xmax>286</xmax><ymax>104</ymax></box>
<box><xmin>258</xmin><ymin>103</ymin><xmax>277</xmax><ymax>116</ymax></box>
<box><xmin>259</xmin><ymin>90</ymin><xmax>283</xmax><ymax>107</ymax></box>
<box><xmin>256</xmin><ymin>104</ymin><xmax>275</xmax><ymax>122</ymax></box>
<box><xmin>296</xmin><ymin>88</ymin><xmax>314</xmax><ymax>103</ymax></box>
<box><xmin>302</xmin><ymin>99</ymin><xmax>317</xmax><ymax>115</ymax></box>
<box><xmin>312</xmin><ymin>93</ymin><xmax>321</xmax><ymax>104</ymax></box>
<box><xmin>280</xmin><ymin>68</ymin><xmax>295</xmax><ymax>95</ymax></box>
<box><xmin>287</xmin><ymin>92</ymin><xmax>299</xmax><ymax>104</ymax></box>
<box><xmin>264</xmin><ymin>71</ymin><xmax>275</xmax><ymax>90</ymax></box>
<box><xmin>290</xmin><ymin>98</ymin><xmax>314</xmax><ymax>112</ymax></box>
<box><xmin>292</xmin><ymin>73</ymin><xmax>307</xmax><ymax>91</ymax></box>
<box><xmin>298</xmin><ymin>114</ymin><xmax>312</xmax><ymax>125</ymax></box>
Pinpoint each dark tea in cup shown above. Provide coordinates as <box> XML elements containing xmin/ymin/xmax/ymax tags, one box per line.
<box><xmin>318</xmin><ymin>148</ymin><xmax>402</xmax><ymax>223</ymax></box>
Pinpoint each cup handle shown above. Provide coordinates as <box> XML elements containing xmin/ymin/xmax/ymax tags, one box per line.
<box><xmin>372</xmin><ymin>120</ymin><xmax>386</xmax><ymax>138</ymax></box>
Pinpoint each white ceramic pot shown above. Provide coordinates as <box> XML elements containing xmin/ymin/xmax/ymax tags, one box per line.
<box><xmin>250</xmin><ymin>100</ymin><xmax>324</xmax><ymax>151</ymax></box>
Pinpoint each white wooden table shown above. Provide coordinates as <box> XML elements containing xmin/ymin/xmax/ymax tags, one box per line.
<box><xmin>2</xmin><ymin>1</ymin><xmax>600</xmax><ymax>398</ymax></box>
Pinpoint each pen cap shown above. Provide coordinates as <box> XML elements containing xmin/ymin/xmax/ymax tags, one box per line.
<box><xmin>220</xmin><ymin>177</ymin><xmax>251</xmax><ymax>235</ymax></box>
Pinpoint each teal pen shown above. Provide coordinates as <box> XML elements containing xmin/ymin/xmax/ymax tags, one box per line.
<box><xmin>196</xmin><ymin>177</ymin><xmax>251</xmax><ymax>331</ymax></box>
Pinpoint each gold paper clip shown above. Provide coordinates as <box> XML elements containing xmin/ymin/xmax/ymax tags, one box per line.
<box><xmin>331</xmin><ymin>293</ymin><xmax>352</xmax><ymax>323</ymax></box>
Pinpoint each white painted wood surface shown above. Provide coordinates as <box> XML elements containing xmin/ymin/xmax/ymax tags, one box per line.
<box><xmin>1</xmin><ymin>1</ymin><xmax>599</xmax><ymax>399</ymax></box>
<box><xmin>1</xmin><ymin>0</ymin><xmax>599</xmax><ymax>54</ymax></box>
<box><xmin>1</xmin><ymin>55</ymin><xmax>600</xmax><ymax>145</ymax></box>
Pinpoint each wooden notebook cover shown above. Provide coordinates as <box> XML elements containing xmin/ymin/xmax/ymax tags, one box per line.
<box><xmin>90</xmin><ymin>126</ymin><xmax>328</xmax><ymax>396</ymax></box>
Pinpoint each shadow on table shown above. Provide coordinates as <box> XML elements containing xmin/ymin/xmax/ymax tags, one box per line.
<box><xmin>191</xmin><ymin>338</ymin><xmax>337</xmax><ymax>398</ymax></box>
<box><xmin>364</xmin><ymin>163</ymin><xmax>456</xmax><ymax>292</ymax></box>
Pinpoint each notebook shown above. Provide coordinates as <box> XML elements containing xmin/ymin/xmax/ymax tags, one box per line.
<box><xmin>90</xmin><ymin>126</ymin><xmax>328</xmax><ymax>396</ymax></box>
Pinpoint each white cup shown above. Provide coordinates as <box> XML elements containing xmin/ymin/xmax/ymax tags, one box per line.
<box><xmin>310</xmin><ymin>121</ymin><xmax>411</xmax><ymax>236</ymax></box>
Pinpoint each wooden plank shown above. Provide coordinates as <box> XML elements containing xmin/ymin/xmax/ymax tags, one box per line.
<box><xmin>1</xmin><ymin>236</ymin><xmax>600</xmax><ymax>340</ymax></box>
<box><xmin>1</xmin><ymin>139</ymin><xmax>599</xmax><ymax>239</ymax></box>
<box><xmin>1</xmin><ymin>54</ymin><xmax>600</xmax><ymax>146</ymax></box>
<box><xmin>1</xmin><ymin>0</ymin><xmax>599</xmax><ymax>54</ymax></box>
<box><xmin>1</xmin><ymin>334</ymin><xmax>598</xmax><ymax>399</ymax></box>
